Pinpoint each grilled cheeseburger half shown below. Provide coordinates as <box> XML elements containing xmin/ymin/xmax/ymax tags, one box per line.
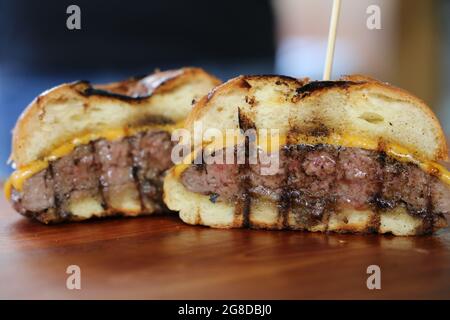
<box><xmin>164</xmin><ymin>75</ymin><xmax>450</xmax><ymax>236</ymax></box>
<box><xmin>5</xmin><ymin>67</ymin><xmax>221</xmax><ymax>223</ymax></box>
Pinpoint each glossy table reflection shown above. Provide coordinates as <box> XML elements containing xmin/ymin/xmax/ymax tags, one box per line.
<box><xmin>0</xmin><ymin>184</ymin><xmax>449</xmax><ymax>299</ymax></box>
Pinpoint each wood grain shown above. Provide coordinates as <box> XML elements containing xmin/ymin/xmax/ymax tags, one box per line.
<box><xmin>0</xmin><ymin>183</ymin><xmax>449</xmax><ymax>299</ymax></box>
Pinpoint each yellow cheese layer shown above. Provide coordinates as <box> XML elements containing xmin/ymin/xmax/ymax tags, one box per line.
<box><xmin>172</xmin><ymin>133</ymin><xmax>450</xmax><ymax>187</ymax></box>
<box><xmin>4</xmin><ymin>123</ymin><xmax>181</xmax><ymax>199</ymax></box>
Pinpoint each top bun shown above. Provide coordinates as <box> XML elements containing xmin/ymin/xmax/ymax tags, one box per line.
<box><xmin>11</xmin><ymin>67</ymin><xmax>221</xmax><ymax>167</ymax></box>
<box><xmin>185</xmin><ymin>74</ymin><xmax>448</xmax><ymax>162</ymax></box>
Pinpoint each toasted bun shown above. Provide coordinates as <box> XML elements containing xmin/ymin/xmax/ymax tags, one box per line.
<box><xmin>164</xmin><ymin>74</ymin><xmax>448</xmax><ymax>236</ymax></box>
<box><xmin>11</xmin><ymin>67</ymin><xmax>221</xmax><ymax>167</ymax></box>
<box><xmin>163</xmin><ymin>171</ymin><xmax>448</xmax><ymax>236</ymax></box>
<box><xmin>185</xmin><ymin>74</ymin><xmax>447</xmax><ymax>162</ymax></box>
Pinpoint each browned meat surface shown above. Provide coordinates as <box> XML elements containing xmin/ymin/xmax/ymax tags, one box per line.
<box><xmin>335</xmin><ymin>148</ymin><xmax>383</xmax><ymax>209</ymax></box>
<box><xmin>286</xmin><ymin>146</ymin><xmax>339</xmax><ymax>225</ymax></box>
<box><xmin>181</xmin><ymin>144</ymin><xmax>450</xmax><ymax>226</ymax></box>
<box><xmin>248</xmin><ymin>152</ymin><xmax>287</xmax><ymax>201</ymax></box>
<box><xmin>182</xmin><ymin>163</ymin><xmax>240</xmax><ymax>201</ymax></box>
<box><xmin>95</xmin><ymin>138</ymin><xmax>139</xmax><ymax>212</ymax></box>
<box><xmin>11</xmin><ymin>170</ymin><xmax>54</xmax><ymax>214</ymax></box>
<box><xmin>430</xmin><ymin>177</ymin><xmax>450</xmax><ymax>214</ymax></box>
<box><xmin>11</xmin><ymin>130</ymin><xmax>174</xmax><ymax>222</ymax></box>
<box><xmin>382</xmin><ymin>157</ymin><xmax>431</xmax><ymax>215</ymax></box>
<box><xmin>131</xmin><ymin>131</ymin><xmax>174</xmax><ymax>212</ymax></box>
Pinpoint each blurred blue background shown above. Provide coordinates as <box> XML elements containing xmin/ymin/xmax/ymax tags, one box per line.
<box><xmin>0</xmin><ymin>0</ymin><xmax>449</xmax><ymax>179</ymax></box>
<box><xmin>0</xmin><ymin>0</ymin><xmax>275</xmax><ymax>178</ymax></box>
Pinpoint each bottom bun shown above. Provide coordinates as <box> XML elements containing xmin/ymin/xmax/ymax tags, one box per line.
<box><xmin>164</xmin><ymin>169</ymin><xmax>447</xmax><ymax>236</ymax></box>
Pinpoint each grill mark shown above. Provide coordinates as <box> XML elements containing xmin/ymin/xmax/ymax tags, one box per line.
<box><xmin>290</xmin><ymin>146</ymin><xmax>307</xmax><ymax>229</ymax></box>
<box><xmin>237</xmin><ymin>107</ymin><xmax>257</xmax><ymax>132</ymax></box>
<box><xmin>189</xmin><ymin>142</ymin><xmax>447</xmax><ymax>233</ymax></box>
<box><xmin>277</xmin><ymin>130</ymin><xmax>300</xmax><ymax>228</ymax></box>
<box><xmin>295</xmin><ymin>80</ymin><xmax>356</xmax><ymax>99</ymax></box>
<box><xmin>129</xmin><ymin>135</ymin><xmax>146</xmax><ymax>213</ymax></box>
<box><xmin>278</xmin><ymin>146</ymin><xmax>291</xmax><ymax>229</ymax></box>
<box><xmin>236</xmin><ymin>112</ymin><xmax>252</xmax><ymax>227</ymax></box>
<box><xmin>278</xmin><ymin>191</ymin><xmax>291</xmax><ymax>229</ymax></box>
<box><xmin>92</xmin><ymin>141</ymin><xmax>108</xmax><ymax>211</ymax></box>
<box><xmin>239</xmin><ymin>148</ymin><xmax>252</xmax><ymax>228</ymax></box>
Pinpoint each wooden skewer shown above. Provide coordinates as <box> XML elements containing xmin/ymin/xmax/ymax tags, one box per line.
<box><xmin>323</xmin><ymin>0</ymin><xmax>342</xmax><ymax>80</ymax></box>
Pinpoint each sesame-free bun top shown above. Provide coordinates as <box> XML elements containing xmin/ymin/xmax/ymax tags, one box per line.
<box><xmin>185</xmin><ymin>74</ymin><xmax>448</xmax><ymax>162</ymax></box>
<box><xmin>11</xmin><ymin>67</ymin><xmax>221</xmax><ymax>167</ymax></box>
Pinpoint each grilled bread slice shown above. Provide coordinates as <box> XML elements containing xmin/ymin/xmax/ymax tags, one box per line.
<box><xmin>164</xmin><ymin>75</ymin><xmax>449</xmax><ymax>235</ymax></box>
<box><xmin>6</xmin><ymin>67</ymin><xmax>221</xmax><ymax>223</ymax></box>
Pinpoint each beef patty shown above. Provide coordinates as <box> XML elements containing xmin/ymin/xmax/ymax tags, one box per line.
<box><xmin>11</xmin><ymin>130</ymin><xmax>174</xmax><ymax>223</ymax></box>
<box><xmin>181</xmin><ymin>144</ymin><xmax>450</xmax><ymax>231</ymax></box>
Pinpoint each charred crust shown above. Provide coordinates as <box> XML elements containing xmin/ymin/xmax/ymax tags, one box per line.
<box><xmin>80</xmin><ymin>86</ymin><xmax>150</xmax><ymax>102</ymax></box>
<box><xmin>370</xmin><ymin>194</ymin><xmax>395</xmax><ymax>210</ymax></box>
<box><xmin>246</xmin><ymin>74</ymin><xmax>299</xmax><ymax>83</ymax></box>
<box><xmin>238</xmin><ymin>108</ymin><xmax>257</xmax><ymax>132</ymax></box>
<box><xmin>91</xmin><ymin>141</ymin><xmax>108</xmax><ymax>210</ymax></box>
<box><xmin>294</xmin><ymin>80</ymin><xmax>357</xmax><ymax>100</ymax></box>
<box><xmin>238</xmin><ymin>78</ymin><xmax>252</xmax><ymax>89</ymax></box>
<box><xmin>71</xmin><ymin>68</ymin><xmax>196</xmax><ymax>102</ymax></box>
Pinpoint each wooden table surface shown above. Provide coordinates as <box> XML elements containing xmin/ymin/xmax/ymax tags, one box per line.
<box><xmin>0</xmin><ymin>185</ymin><xmax>449</xmax><ymax>300</ymax></box>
